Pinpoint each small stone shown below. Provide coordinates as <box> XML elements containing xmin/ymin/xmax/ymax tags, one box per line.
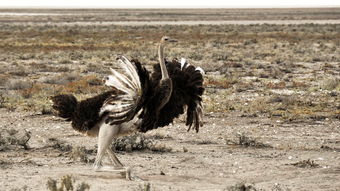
<box><xmin>183</xmin><ymin>147</ymin><xmax>188</xmax><ymax>152</ymax></box>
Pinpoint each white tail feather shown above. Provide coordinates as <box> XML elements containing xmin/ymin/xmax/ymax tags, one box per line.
<box><xmin>195</xmin><ymin>67</ymin><xmax>205</xmax><ymax>75</ymax></box>
<box><xmin>109</xmin><ymin>68</ymin><xmax>135</xmax><ymax>90</ymax></box>
<box><xmin>117</xmin><ymin>55</ymin><xmax>141</xmax><ymax>90</ymax></box>
<box><xmin>100</xmin><ymin>55</ymin><xmax>143</xmax><ymax>123</ymax></box>
<box><xmin>105</xmin><ymin>74</ymin><xmax>135</xmax><ymax>96</ymax></box>
<box><xmin>180</xmin><ymin>58</ymin><xmax>186</xmax><ymax>70</ymax></box>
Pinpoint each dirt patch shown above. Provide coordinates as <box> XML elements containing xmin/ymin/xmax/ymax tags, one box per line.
<box><xmin>0</xmin><ymin>110</ymin><xmax>339</xmax><ymax>190</ymax></box>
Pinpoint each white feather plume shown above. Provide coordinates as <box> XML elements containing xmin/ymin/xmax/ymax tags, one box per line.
<box><xmin>100</xmin><ymin>55</ymin><xmax>143</xmax><ymax>121</ymax></box>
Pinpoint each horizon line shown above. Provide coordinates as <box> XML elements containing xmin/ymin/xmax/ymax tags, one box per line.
<box><xmin>1</xmin><ymin>5</ymin><xmax>340</xmax><ymax>9</ymax></box>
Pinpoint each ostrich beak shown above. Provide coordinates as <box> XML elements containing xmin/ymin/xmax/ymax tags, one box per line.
<box><xmin>168</xmin><ymin>38</ymin><xmax>178</xmax><ymax>43</ymax></box>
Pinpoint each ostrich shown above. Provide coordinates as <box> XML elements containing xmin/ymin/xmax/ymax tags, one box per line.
<box><xmin>51</xmin><ymin>36</ymin><xmax>204</xmax><ymax>180</ymax></box>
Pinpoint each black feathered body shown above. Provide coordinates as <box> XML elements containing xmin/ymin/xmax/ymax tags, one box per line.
<box><xmin>136</xmin><ymin>59</ymin><xmax>204</xmax><ymax>132</ymax></box>
<box><xmin>52</xmin><ymin>90</ymin><xmax>119</xmax><ymax>133</ymax></box>
<box><xmin>52</xmin><ymin>58</ymin><xmax>204</xmax><ymax>136</ymax></box>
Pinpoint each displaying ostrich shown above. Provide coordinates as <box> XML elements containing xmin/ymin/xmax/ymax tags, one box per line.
<box><xmin>51</xmin><ymin>36</ymin><xmax>205</xmax><ymax>180</ymax></box>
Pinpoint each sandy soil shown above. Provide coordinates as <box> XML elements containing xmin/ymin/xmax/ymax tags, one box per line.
<box><xmin>0</xmin><ymin>109</ymin><xmax>339</xmax><ymax>191</ymax></box>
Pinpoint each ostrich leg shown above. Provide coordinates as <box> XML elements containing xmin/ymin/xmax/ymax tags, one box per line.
<box><xmin>93</xmin><ymin>120</ymin><xmax>131</xmax><ymax>180</ymax></box>
<box><xmin>107</xmin><ymin>149</ymin><xmax>123</xmax><ymax>167</ymax></box>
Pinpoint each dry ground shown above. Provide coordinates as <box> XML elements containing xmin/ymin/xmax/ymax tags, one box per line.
<box><xmin>0</xmin><ymin>110</ymin><xmax>339</xmax><ymax>190</ymax></box>
<box><xmin>0</xmin><ymin>9</ymin><xmax>339</xmax><ymax>191</ymax></box>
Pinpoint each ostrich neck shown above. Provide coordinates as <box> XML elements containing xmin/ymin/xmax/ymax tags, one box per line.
<box><xmin>157</xmin><ymin>42</ymin><xmax>173</xmax><ymax>112</ymax></box>
<box><xmin>158</xmin><ymin>43</ymin><xmax>169</xmax><ymax>80</ymax></box>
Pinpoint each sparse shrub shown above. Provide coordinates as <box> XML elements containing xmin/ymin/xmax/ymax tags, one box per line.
<box><xmin>5</xmin><ymin>79</ymin><xmax>33</xmax><ymax>90</ymax></box>
<box><xmin>212</xmin><ymin>51</ymin><xmax>229</xmax><ymax>61</ymax></box>
<box><xmin>290</xmin><ymin>81</ymin><xmax>308</xmax><ymax>88</ymax></box>
<box><xmin>0</xmin><ymin>74</ymin><xmax>9</xmax><ymax>86</ymax></box>
<box><xmin>189</xmin><ymin>52</ymin><xmax>203</xmax><ymax>61</ymax></box>
<box><xmin>85</xmin><ymin>63</ymin><xmax>107</xmax><ymax>74</ymax></box>
<box><xmin>70</xmin><ymin>146</ymin><xmax>94</xmax><ymax>163</ymax></box>
<box><xmin>84</xmin><ymin>75</ymin><xmax>102</xmax><ymax>86</ymax></box>
<box><xmin>54</xmin><ymin>66</ymin><xmax>71</xmax><ymax>73</ymax></box>
<box><xmin>9</xmin><ymin>66</ymin><xmax>29</xmax><ymax>77</ymax></box>
<box><xmin>0</xmin><ymin>93</ymin><xmax>6</xmax><ymax>108</ymax></box>
<box><xmin>226</xmin><ymin>133</ymin><xmax>272</xmax><ymax>148</ymax></box>
<box><xmin>240</xmin><ymin>97</ymin><xmax>272</xmax><ymax>115</ymax></box>
<box><xmin>47</xmin><ymin>175</ymin><xmax>90</xmax><ymax>191</ymax></box>
<box><xmin>42</xmin><ymin>73</ymin><xmax>80</xmax><ymax>85</ymax></box>
<box><xmin>244</xmin><ymin>39</ymin><xmax>258</xmax><ymax>45</ymax></box>
<box><xmin>290</xmin><ymin>159</ymin><xmax>320</xmax><ymax>168</ymax></box>
<box><xmin>69</xmin><ymin>52</ymin><xmax>84</xmax><ymax>60</ymax></box>
<box><xmin>0</xmin><ymin>128</ymin><xmax>31</xmax><ymax>151</ymax></box>
<box><xmin>272</xmin><ymin>183</ymin><xmax>291</xmax><ymax>191</ymax></box>
<box><xmin>18</xmin><ymin>53</ymin><xmax>35</xmax><ymax>60</ymax></box>
<box><xmin>41</xmin><ymin>106</ymin><xmax>54</xmax><ymax>115</ymax></box>
<box><xmin>227</xmin><ymin>182</ymin><xmax>257</xmax><ymax>191</ymax></box>
<box><xmin>312</xmin><ymin>57</ymin><xmax>321</xmax><ymax>62</ymax></box>
<box><xmin>197</xmin><ymin>140</ymin><xmax>216</xmax><ymax>145</ymax></box>
<box><xmin>60</xmin><ymin>79</ymin><xmax>89</xmax><ymax>94</ymax></box>
<box><xmin>111</xmin><ymin>133</ymin><xmax>172</xmax><ymax>152</ymax></box>
<box><xmin>61</xmin><ymin>73</ymin><xmax>80</xmax><ymax>82</ymax></box>
<box><xmin>148</xmin><ymin>133</ymin><xmax>173</xmax><ymax>140</ymax></box>
<box><xmin>322</xmin><ymin>63</ymin><xmax>335</xmax><ymax>69</ymax></box>
<box><xmin>266</xmin><ymin>81</ymin><xmax>286</xmax><ymax>89</ymax></box>
<box><xmin>205</xmin><ymin>75</ymin><xmax>235</xmax><ymax>89</ymax></box>
<box><xmin>60</xmin><ymin>59</ymin><xmax>72</xmax><ymax>64</ymax></box>
<box><xmin>20</xmin><ymin>84</ymin><xmax>43</xmax><ymax>99</ymax></box>
<box><xmin>76</xmin><ymin>182</ymin><xmax>91</xmax><ymax>191</ymax></box>
<box><xmin>47</xmin><ymin>178</ymin><xmax>58</xmax><ymax>191</ymax></box>
<box><xmin>226</xmin><ymin>62</ymin><xmax>243</xmax><ymax>68</ymax></box>
<box><xmin>138</xmin><ymin>182</ymin><xmax>151</xmax><ymax>191</ymax></box>
<box><xmin>46</xmin><ymin>138</ymin><xmax>73</xmax><ymax>152</ymax></box>
<box><xmin>321</xmin><ymin>78</ymin><xmax>340</xmax><ymax>90</ymax></box>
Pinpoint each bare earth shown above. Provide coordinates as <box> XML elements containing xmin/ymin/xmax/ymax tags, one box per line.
<box><xmin>0</xmin><ymin>109</ymin><xmax>339</xmax><ymax>190</ymax></box>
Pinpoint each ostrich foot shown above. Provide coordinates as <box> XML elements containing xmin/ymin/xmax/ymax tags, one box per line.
<box><xmin>95</xmin><ymin>165</ymin><xmax>132</xmax><ymax>180</ymax></box>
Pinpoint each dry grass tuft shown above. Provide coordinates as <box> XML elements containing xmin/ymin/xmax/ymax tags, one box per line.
<box><xmin>112</xmin><ymin>133</ymin><xmax>172</xmax><ymax>152</ymax></box>
<box><xmin>45</xmin><ymin>138</ymin><xmax>73</xmax><ymax>152</ymax></box>
<box><xmin>5</xmin><ymin>79</ymin><xmax>33</xmax><ymax>90</ymax></box>
<box><xmin>20</xmin><ymin>84</ymin><xmax>43</xmax><ymax>99</ymax></box>
<box><xmin>226</xmin><ymin>133</ymin><xmax>272</xmax><ymax>148</ymax></box>
<box><xmin>0</xmin><ymin>94</ymin><xmax>6</xmax><ymax>108</ymax></box>
<box><xmin>227</xmin><ymin>182</ymin><xmax>257</xmax><ymax>191</ymax></box>
<box><xmin>205</xmin><ymin>75</ymin><xmax>235</xmax><ymax>89</ymax></box>
<box><xmin>0</xmin><ymin>128</ymin><xmax>31</xmax><ymax>151</ymax></box>
<box><xmin>42</xmin><ymin>73</ymin><xmax>80</xmax><ymax>85</ymax></box>
<box><xmin>47</xmin><ymin>175</ymin><xmax>90</xmax><ymax>191</ymax></box>
<box><xmin>70</xmin><ymin>146</ymin><xmax>95</xmax><ymax>163</ymax></box>
<box><xmin>138</xmin><ymin>182</ymin><xmax>151</xmax><ymax>191</ymax></box>
<box><xmin>321</xmin><ymin>78</ymin><xmax>340</xmax><ymax>90</ymax></box>
<box><xmin>290</xmin><ymin>159</ymin><xmax>320</xmax><ymax>168</ymax></box>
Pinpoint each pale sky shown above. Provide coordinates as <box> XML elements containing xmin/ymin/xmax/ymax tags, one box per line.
<box><xmin>0</xmin><ymin>0</ymin><xmax>339</xmax><ymax>8</ymax></box>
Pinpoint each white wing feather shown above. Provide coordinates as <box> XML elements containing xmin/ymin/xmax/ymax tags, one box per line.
<box><xmin>100</xmin><ymin>56</ymin><xmax>143</xmax><ymax>122</ymax></box>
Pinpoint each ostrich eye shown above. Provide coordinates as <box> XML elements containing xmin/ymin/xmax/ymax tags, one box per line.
<box><xmin>105</xmin><ymin>77</ymin><xmax>109</xmax><ymax>81</ymax></box>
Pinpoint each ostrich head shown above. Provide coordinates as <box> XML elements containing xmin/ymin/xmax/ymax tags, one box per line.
<box><xmin>160</xmin><ymin>36</ymin><xmax>178</xmax><ymax>44</ymax></box>
<box><xmin>158</xmin><ymin>36</ymin><xmax>177</xmax><ymax>80</ymax></box>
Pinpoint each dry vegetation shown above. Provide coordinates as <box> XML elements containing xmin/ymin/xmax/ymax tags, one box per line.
<box><xmin>0</xmin><ymin>23</ymin><xmax>339</xmax><ymax>121</ymax></box>
<box><xmin>0</xmin><ymin>8</ymin><xmax>339</xmax><ymax>191</ymax></box>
